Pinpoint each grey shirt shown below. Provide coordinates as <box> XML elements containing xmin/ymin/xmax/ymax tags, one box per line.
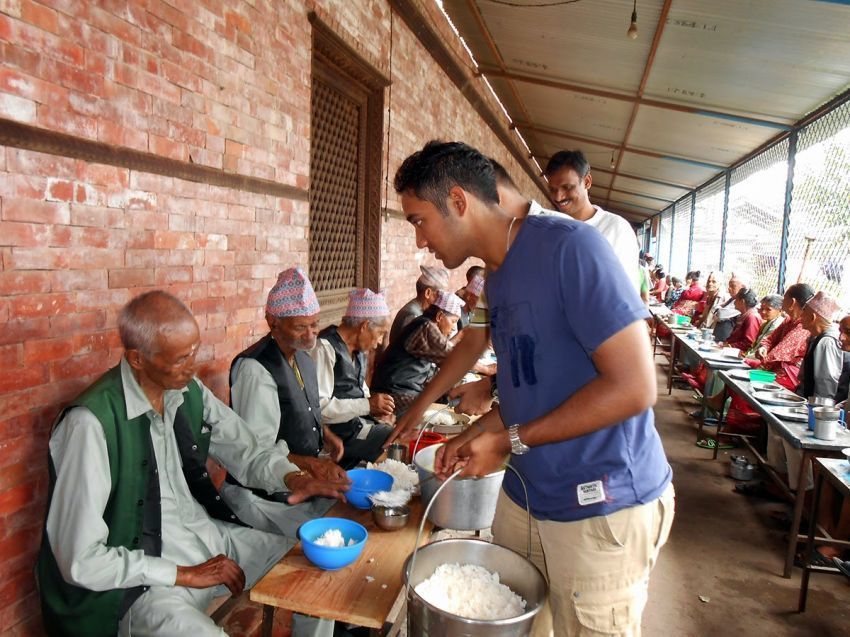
<box><xmin>389</xmin><ymin>298</ymin><xmax>423</xmax><ymax>344</ymax></box>
<box><xmin>46</xmin><ymin>358</ymin><xmax>297</xmax><ymax>592</ymax></box>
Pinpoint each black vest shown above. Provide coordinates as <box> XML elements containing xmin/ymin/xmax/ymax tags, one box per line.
<box><xmin>230</xmin><ymin>334</ymin><xmax>323</xmax><ymax>457</ymax></box>
<box><xmin>318</xmin><ymin>325</ymin><xmax>368</xmax><ymax>400</ymax></box>
<box><xmin>371</xmin><ymin>314</ymin><xmax>436</xmax><ymax>396</ymax></box>
<box><xmin>801</xmin><ymin>331</ymin><xmax>848</xmax><ymax>398</ymax></box>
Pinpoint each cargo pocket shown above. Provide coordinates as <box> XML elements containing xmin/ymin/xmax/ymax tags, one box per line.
<box><xmin>572</xmin><ymin>583</ymin><xmax>647</xmax><ymax>636</ymax></box>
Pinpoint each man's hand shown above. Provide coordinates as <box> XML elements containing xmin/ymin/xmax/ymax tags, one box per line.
<box><xmin>175</xmin><ymin>555</ymin><xmax>245</xmax><ymax>596</ymax></box>
<box><xmin>369</xmin><ymin>393</ymin><xmax>395</xmax><ymax>419</ymax></box>
<box><xmin>448</xmin><ymin>378</ymin><xmax>494</xmax><ymax>416</ymax></box>
<box><xmin>434</xmin><ymin>426</ymin><xmax>477</xmax><ymax>478</ymax></box>
<box><xmin>292</xmin><ymin>454</ymin><xmax>350</xmax><ymax>483</ymax></box>
<box><xmin>454</xmin><ymin>430</ymin><xmax>511</xmax><ymax>478</ymax></box>
<box><xmin>322</xmin><ymin>426</ymin><xmax>344</xmax><ymax>462</ymax></box>
<box><xmin>385</xmin><ymin>406</ymin><xmax>426</xmax><ymax>446</ymax></box>
<box><xmin>285</xmin><ymin>471</ymin><xmax>350</xmax><ymax>505</ymax></box>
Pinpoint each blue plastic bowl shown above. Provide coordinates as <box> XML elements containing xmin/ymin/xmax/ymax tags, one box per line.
<box><xmin>298</xmin><ymin>517</ymin><xmax>368</xmax><ymax>570</ymax></box>
<box><xmin>345</xmin><ymin>468</ymin><xmax>394</xmax><ymax>510</ymax></box>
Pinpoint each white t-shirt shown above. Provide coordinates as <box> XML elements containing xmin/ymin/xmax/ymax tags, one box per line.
<box><xmin>584</xmin><ymin>205</ymin><xmax>640</xmax><ymax>290</ymax></box>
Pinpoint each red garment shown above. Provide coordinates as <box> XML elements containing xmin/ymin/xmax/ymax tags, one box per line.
<box><xmin>725</xmin><ymin>309</ymin><xmax>763</xmax><ymax>351</ymax></box>
<box><xmin>651</xmin><ymin>279</ymin><xmax>668</xmax><ymax>302</ymax></box>
<box><xmin>753</xmin><ymin>318</ymin><xmax>809</xmax><ymax>389</ymax></box>
<box><xmin>679</xmin><ymin>283</ymin><xmax>706</xmax><ymax>302</ymax></box>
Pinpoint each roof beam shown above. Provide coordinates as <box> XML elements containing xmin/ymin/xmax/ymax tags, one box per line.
<box><xmin>515</xmin><ymin>121</ymin><xmax>726</xmax><ymax>170</ymax></box>
<box><xmin>477</xmin><ymin>68</ymin><xmax>792</xmax><ymax>131</ymax></box>
<box><xmin>533</xmin><ymin>154</ymin><xmax>691</xmax><ymax>191</ymax></box>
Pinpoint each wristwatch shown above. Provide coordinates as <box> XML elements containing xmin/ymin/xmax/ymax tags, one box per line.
<box><xmin>508</xmin><ymin>424</ymin><xmax>530</xmax><ymax>455</ymax></box>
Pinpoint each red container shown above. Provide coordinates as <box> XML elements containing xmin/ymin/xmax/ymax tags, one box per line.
<box><xmin>408</xmin><ymin>431</ymin><xmax>447</xmax><ymax>460</ymax></box>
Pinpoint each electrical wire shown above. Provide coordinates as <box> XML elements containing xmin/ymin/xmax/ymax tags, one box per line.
<box><xmin>482</xmin><ymin>0</ymin><xmax>583</xmax><ymax>7</ymax></box>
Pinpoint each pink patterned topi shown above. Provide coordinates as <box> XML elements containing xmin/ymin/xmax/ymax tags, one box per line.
<box><xmin>433</xmin><ymin>291</ymin><xmax>464</xmax><ymax>317</ymax></box>
<box><xmin>465</xmin><ymin>274</ymin><xmax>485</xmax><ymax>297</ymax></box>
<box><xmin>266</xmin><ymin>267</ymin><xmax>320</xmax><ymax>317</ymax></box>
<box><xmin>345</xmin><ymin>288</ymin><xmax>390</xmax><ymax>319</ymax></box>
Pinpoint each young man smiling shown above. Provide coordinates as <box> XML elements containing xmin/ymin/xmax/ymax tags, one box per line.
<box><xmin>395</xmin><ymin>141</ymin><xmax>674</xmax><ymax>637</ymax></box>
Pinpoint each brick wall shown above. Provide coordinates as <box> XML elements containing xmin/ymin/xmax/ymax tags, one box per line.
<box><xmin>0</xmin><ymin>1</ymin><xmax>544</xmax><ymax>633</ymax></box>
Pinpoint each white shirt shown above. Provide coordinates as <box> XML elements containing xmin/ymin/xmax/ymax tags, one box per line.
<box><xmin>584</xmin><ymin>205</ymin><xmax>640</xmax><ymax>290</ymax></box>
<box><xmin>310</xmin><ymin>339</ymin><xmax>371</xmax><ymax>425</ymax></box>
<box><xmin>46</xmin><ymin>358</ymin><xmax>298</xmax><ymax>592</ymax></box>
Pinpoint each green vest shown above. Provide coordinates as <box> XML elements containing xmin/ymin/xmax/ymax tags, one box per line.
<box><xmin>36</xmin><ymin>365</ymin><xmax>210</xmax><ymax>637</ymax></box>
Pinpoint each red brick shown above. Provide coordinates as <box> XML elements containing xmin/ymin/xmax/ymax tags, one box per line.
<box><xmin>5</xmin><ymin>147</ymin><xmax>76</xmax><ymax>178</ymax></box>
<box><xmin>9</xmin><ymin>246</ymin><xmax>125</xmax><ymax>270</ymax></box>
<box><xmin>72</xmin><ymin>329</ymin><xmax>120</xmax><ymax>355</ymax></box>
<box><xmin>1</xmin><ymin>197</ymin><xmax>69</xmax><ymax>224</ymax></box>
<box><xmin>37</xmin><ymin>104</ymin><xmax>97</xmax><ymax>140</ymax></box>
<box><xmin>0</xmin><ymin>364</ymin><xmax>48</xmax><ymax>392</ymax></box>
<box><xmin>24</xmin><ymin>337</ymin><xmax>75</xmax><ymax>363</ymax></box>
<box><xmin>0</xmin><ymin>482</ymin><xmax>40</xmax><ymax>518</ymax></box>
<box><xmin>50</xmin><ymin>269</ymin><xmax>108</xmax><ymax>292</ymax></box>
<box><xmin>76</xmin><ymin>162</ymin><xmax>129</xmax><ymax>188</ymax></box>
<box><xmin>149</xmin><ymin>133</ymin><xmax>188</xmax><ymax>161</ymax></box>
<box><xmin>0</xmin><ymin>67</ymin><xmax>69</xmax><ymax>110</ymax></box>
<box><xmin>50</xmin><ymin>310</ymin><xmax>108</xmax><ymax>334</ymax></box>
<box><xmin>8</xmin><ymin>292</ymin><xmax>76</xmax><ymax>319</ymax></box>
<box><xmin>155</xmin><ymin>266</ymin><xmax>192</xmax><ymax>285</ymax></box>
<box><xmin>0</xmin><ymin>344</ymin><xmax>23</xmax><ymax>369</ymax></box>
<box><xmin>0</xmin><ymin>271</ymin><xmax>51</xmax><ymax>295</ymax></box>
<box><xmin>0</xmin><ymin>591</ymin><xmax>42</xmax><ymax>637</ymax></box>
<box><xmin>108</xmin><ymin>268</ymin><xmax>155</xmax><ymax>288</ymax></box>
<box><xmin>49</xmin><ymin>351</ymin><xmax>110</xmax><ymax>382</ymax></box>
<box><xmin>97</xmin><ymin>118</ymin><xmax>148</xmax><ymax>151</ymax></box>
<box><xmin>0</xmin><ymin>318</ymin><xmax>50</xmax><ymax>346</ymax></box>
<box><xmin>69</xmin><ymin>203</ymin><xmax>126</xmax><ymax>228</ymax></box>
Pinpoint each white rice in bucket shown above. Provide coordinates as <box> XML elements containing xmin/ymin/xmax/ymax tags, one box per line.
<box><xmin>414</xmin><ymin>563</ymin><xmax>526</xmax><ymax>620</ymax></box>
<box><xmin>367</xmin><ymin>458</ymin><xmax>418</xmax><ymax>491</ymax></box>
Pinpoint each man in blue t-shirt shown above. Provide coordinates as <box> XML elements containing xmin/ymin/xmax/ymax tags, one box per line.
<box><xmin>394</xmin><ymin>141</ymin><xmax>674</xmax><ymax>637</ymax></box>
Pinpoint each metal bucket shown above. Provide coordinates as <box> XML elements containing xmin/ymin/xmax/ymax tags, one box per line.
<box><xmin>403</xmin><ymin>467</ymin><xmax>547</xmax><ymax>636</ymax></box>
<box><xmin>403</xmin><ymin>539</ymin><xmax>547</xmax><ymax>636</ymax></box>
<box><xmin>414</xmin><ymin>444</ymin><xmax>504</xmax><ymax>530</ymax></box>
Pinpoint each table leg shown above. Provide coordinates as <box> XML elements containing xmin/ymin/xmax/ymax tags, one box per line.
<box><xmin>261</xmin><ymin>605</ymin><xmax>275</xmax><ymax>637</ymax></box>
<box><xmin>798</xmin><ymin>469</ymin><xmax>825</xmax><ymax>612</ymax></box>
<box><xmin>784</xmin><ymin>451</ymin><xmax>812</xmax><ymax>578</ymax></box>
<box><xmin>709</xmin><ymin>385</ymin><xmax>728</xmax><ymax>460</ymax></box>
<box><xmin>652</xmin><ymin>316</ymin><xmax>659</xmax><ymax>357</ymax></box>
<box><xmin>667</xmin><ymin>336</ymin><xmax>678</xmax><ymax>395</ymax></box>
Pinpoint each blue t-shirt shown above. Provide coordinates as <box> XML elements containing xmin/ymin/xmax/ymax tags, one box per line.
<box><xmin>488</xmin><ymin>215</ymin><xmax>672</xmax><ymax>522</ymax></box>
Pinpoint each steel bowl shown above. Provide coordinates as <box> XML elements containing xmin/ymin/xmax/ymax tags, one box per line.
<box><xmin>372</xmin><ymin>505</ymin><xmax>410</xmax><ymax>531</ymax></box>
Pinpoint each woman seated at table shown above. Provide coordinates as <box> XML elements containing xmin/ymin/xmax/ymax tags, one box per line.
<box><xmin>692</xmin><ymin>271</ymin><xmax>726</xmax><ymax>329</ymax></box>
<box><xmin>664</xmin><ymin>276</ymin><xmax>682</xmax><ymax>307</ymax></box>
<box><xmin>723</xmin><ymin>288</ymin><xmax>762</xmax><ymax>352</ymax></box>
<box><xmin>742</xmin><ymin>294</ymin><xmax>784</xmax><ymax>358</ymax></box>
<box><xmin>698</xmin><ymin>283</ymin><xmax>814</xmax><ymax>446</ymax></box>
<box><xmin>657</xmin><ymin>271</ymin><xmax>705</xmax><ymax>339</ymax></box>
<box><xmin>650</xmin><ymin>267</ymin><xmax>668</xmax><ymax>302</ymax></box>
<box><xmin>371</xmin><ymin>291</ymin><xmax>464</xmax><ymax>416</ymax></box>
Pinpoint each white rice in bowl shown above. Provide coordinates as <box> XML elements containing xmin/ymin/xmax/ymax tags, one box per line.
<box><xmin>414</xmin><ymin>563</ymin><xmax>526</xmax><ymax>620</ymax></box>
<box><xmin>313</xmin><ymin>529</ymin><xmax>356</xmax><ymax>547</ymax></box>
<box><xmin>367</xmin><ymin>458</ymin><xmax>418</xmax><ymax>491</ymax></box>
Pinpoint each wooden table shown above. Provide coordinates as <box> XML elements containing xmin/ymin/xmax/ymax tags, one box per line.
<box><xmin>798</xmin><ymin>457</ymin><xmax>850</xmax><ymax>611</ymax></box>
<box><xmin>712</xmin><ymin>371</ymin><xmax>850</xmax><ymax>577</ymax></box>
<box><xmin>250</xmin><ymin>498</ymin><xmax>433</xmax><ymax>635</ymax></box>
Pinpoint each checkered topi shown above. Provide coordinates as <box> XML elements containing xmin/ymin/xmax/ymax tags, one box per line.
<box><xmin>345</xmin><ymin>288</ymin><xmax>390</xmax><ymax>319</ymax></box>
<box><xmin>806</xmin><ymin>291</ymin><xmax>841</xmax><ymax>321</ymax></box>
<box><xmin>434</xmin><ymin>291</ymin><xmax>464</xmax><ymax>317</ymax></box>
<box><xmin>465</xmin><ymin>274</ymin><xmax>485</xmax><ymax>296</ymax></box>
<box><xmin>266</xmin><ymin>267</ymin><xmax>320</xmax><ymax>317</ymax></box>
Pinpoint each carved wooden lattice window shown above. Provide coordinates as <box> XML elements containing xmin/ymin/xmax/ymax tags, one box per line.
<box><xmin>308</xmin><ymin>15</ymin><xmax>388</xmax><ymax>322</ymax></box>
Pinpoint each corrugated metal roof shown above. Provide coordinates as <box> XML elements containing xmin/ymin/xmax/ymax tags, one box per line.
<box><xmin>441</xmin><ymin>0</ymin><xmax>850</xmax><ymax>220</ymax></box>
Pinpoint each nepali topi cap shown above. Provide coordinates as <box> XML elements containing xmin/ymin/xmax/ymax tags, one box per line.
<box><xmin>266</xmin><ymin>267</ymin><xmax>320</xmax><ymax>317</ymax></box>
<box><xmin>345</xmin><ymin>288</ymin><xmax>390</xmax><ymax>319</ymax></box>
<box><xmin>417</xmin><ymin>265</ymin><xmax>450</xmax><ymax>290</ymax></box>
<box><xmin>465</xmin><ymin>274</ymin><xmax>485</xmax><ymax>297</ymax></box>
<box><xmin>806</xmin><ymin>291</ymin><xmax>841</xmax><ymax>322</ymax></box>
<box><xmin>433</xmin><ymin>291</ymin><xmax>464</xmax><ymax>317</ymax></box>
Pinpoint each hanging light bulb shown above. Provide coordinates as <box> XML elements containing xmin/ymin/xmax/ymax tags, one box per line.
<box><xmin>627</xmin><ymin>0</ymin><xmax>638</xmax><ymax>39</ymax></box>
<box><xmin>610</xmin><ymin>151</ymin><xmax>616</xmax><ymax>169</ymax></box>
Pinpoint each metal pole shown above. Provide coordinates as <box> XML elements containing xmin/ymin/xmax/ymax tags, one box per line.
<box><xmin>777</xmin><ymin>130</ymin><xmax>797</xmax><ymax>293</ymax></box>
<box><xmin>668</xmin><ymin>206</ymin><xmax>675</xmax><ymax>270</ymax></box>
<box><xmin>719</xmin><ymin>171</ymin><xmax>731</xmax><ymax>271</ymax></box>
<box><xmin>687</xmin><ymin>193</ymin><xmax>696</xmax><ymax>271</ymax></box>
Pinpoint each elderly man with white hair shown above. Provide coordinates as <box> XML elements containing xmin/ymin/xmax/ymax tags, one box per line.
<box><xmin>37</xmin><ymin>291</ymin><xmax>344</xmax><ymax>637</ymax></box>
<box><xmin>312</xmin><ymin>289</ymin><xmax>395</xmax><ymax>468</ymax></box>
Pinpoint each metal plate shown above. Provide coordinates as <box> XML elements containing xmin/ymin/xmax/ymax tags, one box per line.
<box><xmin>727</xmin><ymin>369</ymin><xmax>751</xmax><ymax>381</ymax></box>
<box><xmin>421</xmin><ymin>409</ymin><xmax>471</xmax><ymax>435</ymax></box>
<box><xmin>768</xmin><ymin>406</ymin><xmax>809</xmax><ymax>423</ymax></box>
<box><xmin>752</xmin><ymin>390</ymin><xmax>806</xmax><ymax>407</ymax></box>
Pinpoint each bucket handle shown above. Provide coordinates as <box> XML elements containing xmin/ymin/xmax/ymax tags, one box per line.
<box><xmin>404</xmin><ymin>461</ymin><xmax>533</xmax><ymax>601</ymax></box>
<box><xmin>410</xmin><ymin>399</ymin><xmax>459</xmax><ymax>463</ymax></box>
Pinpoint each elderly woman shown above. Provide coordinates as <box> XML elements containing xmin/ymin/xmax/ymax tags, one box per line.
<box><xmin>372</xmin><ymin>290</ymin><xmax>465</xmax><ymax>415</ymax></box>
<box><xmin>692</xmin><ymin>271</ymin><xmax>726</xmax><ymax>329</ymax></box>
<box><xmin>798</xmin><ymin>291</ymin><xmax>844</xmax><ymax>399</ymax></box>
<box><xmin>723</xmin><ymin>288</ymin><xmax>762</xmax><ymax>352</ymax></box>
<box><xmin>743</xmin><ymin>294</ymin><xmax>784</xmax><ymax>358</ymax></box>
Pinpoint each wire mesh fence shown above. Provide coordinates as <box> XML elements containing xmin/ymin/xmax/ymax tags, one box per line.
<box><xmin>655</xmin><ymin>208</ymin><xmax>673</xmax><ymax>272</ymax></box>
<box><xmin>670</xmin><ymin>196</ymin><xmax>692</xmax><ymax>277</ymax></box>
<box><xmin>691</xmin><ymin>177</ymin><xmax>725</xmax><ymax>275</ymax></box>
<box><xmin>785</xmin><ymin>101</ymin><xmax>850</xmax><ymax>308</ymax></box>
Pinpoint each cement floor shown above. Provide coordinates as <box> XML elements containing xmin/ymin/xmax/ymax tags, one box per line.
<box><xmin>643</xmin><ymin>356</ymin><xmax>850</xmax><ymax>636</ymax></box>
